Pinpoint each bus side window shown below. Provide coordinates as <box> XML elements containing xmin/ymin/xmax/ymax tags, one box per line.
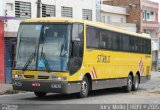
<box><xmin>71</xmin><ymin>23</ymin><xmax>84</xmax><ymax>57</ymax></box>
<box><xmin>69</xmin><ymin>23</ymin><xmax>84</xmax><ymax>75</ymax></box>
<box><xmin>86</xmin><ymin>26</ymin><xmax>99</xmax><ymax>49</ymax></box>
<box><xmin>99</xmin><ymin>32</ymin><xmax>106</xmax><ymax>49</ymax></box>
<box><xmin>123</xmin><ymin>35</ymin><xmax>129</xmax><ymax>51</ymax></box>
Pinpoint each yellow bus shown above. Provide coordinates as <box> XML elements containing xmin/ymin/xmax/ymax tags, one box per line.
<box><xmin>12</xmin><ymin>17</ymin><xmax>152</xmax><ymax>98</ymax></box>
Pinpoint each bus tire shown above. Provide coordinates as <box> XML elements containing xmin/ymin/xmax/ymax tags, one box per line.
<box><xmin>34</xmin><ymin>92</ymin><xmax>47</xmax><ymax>97</ymax></box>
<box><xmin>124</xmin><ymin>75</ymin><xmax>133</xmax><ymax>93</ymax></box>
<box><xmin>132</xmin><ymin>74</ymin><xmax>140</xmax><ymax>91</ymax></box>
<box><xmin>78</xmin><ymin>76</ymin><xmax>89</xmax><ymax>98</ymax></box>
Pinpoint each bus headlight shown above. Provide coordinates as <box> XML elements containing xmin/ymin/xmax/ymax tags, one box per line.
<box><xmin>12</xmin><ymin>74</ymin><xmax>23</xmax><ymax>79</ymax></box>
<box><xmin>52</xmin><ymin>76</ymin><xmax>66</xmax><ymax>81</ymax></box>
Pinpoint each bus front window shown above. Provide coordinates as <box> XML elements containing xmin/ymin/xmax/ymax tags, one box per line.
<box><xmin>15</xmin><ymin>24</ymin><xmax>42</xmax><ymax>70</ymax></box>
<box><xmin>37</xmin><ymin>24</ymin><xmax>71</xmax><ymax>72</ymax></box>
<box><xmin>15</xmin><ymin>23</ymin><xmax>71</xmax><ymax>72</ymax></box>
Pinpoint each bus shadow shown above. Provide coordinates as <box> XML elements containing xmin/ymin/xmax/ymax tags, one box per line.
<box><xmin>90</xmin><ymin>87</ymin><xmax>125</xmax><ymax>97</ymax></box>
<box><xmin>23</xmin><ymin>87</ymin><xmax>142</xmax><ymax>101</ymax></box>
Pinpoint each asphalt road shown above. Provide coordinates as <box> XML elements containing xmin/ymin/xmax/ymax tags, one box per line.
<box><xmin>0</xmin><ymin>72</ymin><xmax>160</xmax><ymax>110</ymax></box>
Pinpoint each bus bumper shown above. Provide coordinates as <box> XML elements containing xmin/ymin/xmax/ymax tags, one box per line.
<box><xmin>12</xmin><ymin>79</ymin><xmax>81</xmax><ymax>94</ymax></box>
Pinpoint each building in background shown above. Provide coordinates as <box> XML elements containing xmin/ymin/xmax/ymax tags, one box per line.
<box><xmin>0</xmin><ymin>0</ymin><xmax>4</xmax><ymax>16</ymax></box>
<box><xmin>0</xmin><ymin>0</ymin><xmax>12</xmax><ymax>83</ymax></box>
<box><xmin>103</xmin><ymin>0</ymin><xmax>159</xmax><ymax>70</ymax></box>
<box><xmin>96</xmin><ymin>0</ymin><xmax>101</xmax><ymax>21</ymax></box>
<box><xmin>101</xmin><ymin>4</ymin><xmax>137</xmax><ymax>32</ymax></box>
<box><xmin>1</xmin><ymin>0</ymin><xmax>97</xmax><ymax>83</ymax></box>
<box><xmin>5</xmin><ymin>0</ymin><xmax>97</xmax><ymax>38</ymax></box>
<box><xmin>0</xmin><ymin>21</ymin><xmax>5</xmax><ymax>84</ymax></box>
<box><xmin>158</xmin><ymin>22</ymin><xmax>160</xmax><ymax>62</ymax></box>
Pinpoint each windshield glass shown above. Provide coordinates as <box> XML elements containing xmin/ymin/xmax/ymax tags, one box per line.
<box><xmin>15</xmin><ymin>23</ymin><xmax>71</xmax><ymax>72</ymax></box>
<box><xmin>37</xmin><ymin>24</ymin><xmax>71</xmax><ymax>71</ymax></box>
<box><xmin>15</xmin><ymin>24</ymin><xmax>42</xmax><ymax>70</ymax></box>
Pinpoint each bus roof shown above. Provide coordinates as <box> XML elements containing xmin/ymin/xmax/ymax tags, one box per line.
<box><xmin>22</xmin><ymin>17</ymin><xmax>151</xmax><ymax>39</ymax></box>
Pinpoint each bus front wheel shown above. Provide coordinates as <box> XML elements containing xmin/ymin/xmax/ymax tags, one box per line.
<box><xmin>34</xmin><ymin>92</ymin><xmax>47</xmax><ymax>97</ymax></box>
<box><xmin>78</xmin><ymin>77</ymin><xmax>89</xmax><ymax>98</ymax></box>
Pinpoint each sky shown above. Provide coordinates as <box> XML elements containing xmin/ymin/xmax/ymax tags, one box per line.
<box><xmin>149</xmin><ymin>0</ymin><xmax>160</xmax><ymax>21</ymax></box>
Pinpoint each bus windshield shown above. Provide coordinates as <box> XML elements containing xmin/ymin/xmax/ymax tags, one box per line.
<box><xmin>15</xmin><ymin>23</ymin><xmax>71</xmax><ymax>72</ymax></box>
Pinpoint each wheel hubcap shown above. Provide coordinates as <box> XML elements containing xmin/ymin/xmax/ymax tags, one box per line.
<box><xmin>82</xmin><ymin>80</ymin><xmax>87</xmax><ymax>94</ymax></box>
<box><xmin>135</xmin><ymin>76</ymin><xmax>139</xmax><ymax>88</ymax></box>
<box><xmin>128</xmin><ymin>78</ymin><xmax>132</xmax><ymax>89</ymax></box>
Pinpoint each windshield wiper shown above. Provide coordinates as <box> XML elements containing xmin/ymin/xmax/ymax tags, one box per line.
<box><xmin>39</xmin><ymin>45</ymin><xmax>51</xmax><ymax>72</ymax></box>
<box><xmin>22</xmin><ymin>52</ymin><xmax>36</xmax><ymax>71</ymax></box>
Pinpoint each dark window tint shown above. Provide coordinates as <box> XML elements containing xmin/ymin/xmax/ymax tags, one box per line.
<box><xmin>86</xmin><ymin>26</ymin><xmax>99</xmax><ymax>48</ymax></box>
<box><xmin>86</xmin><ymin>25</ymin><xmax>151</xmax><ymax>54</ymax></box>
<box><xmin>122</xmin><ymin>35</ymin><xmax>129</xmax><ymax>51</ymax></box>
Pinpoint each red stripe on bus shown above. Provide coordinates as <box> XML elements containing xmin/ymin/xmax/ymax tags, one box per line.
<box><xmin>93</xmin><ymin>67</ymin><xmax>97</xmax><ymax>78</ymax></box>
<box><xmin>92</xmin><ymin>71</ymin><xmax>95</xmax><ymax>79</ymax></box>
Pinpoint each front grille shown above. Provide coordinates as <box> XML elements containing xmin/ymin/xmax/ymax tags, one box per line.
<box><xmin>38</xmin><ymin>76</ymin><xmax>49</xmax><ymax>79</ymax></box>
<box><xmin>24</xmin><ymin>75</ymin><xmax>34</xmax><ymax>79</ymax></box>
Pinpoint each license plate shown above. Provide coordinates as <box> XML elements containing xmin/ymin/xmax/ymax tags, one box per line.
<box><xmin>32</xmin><ymin>82</ymin><xmax>40</xmax><ymax>87</ymax></box>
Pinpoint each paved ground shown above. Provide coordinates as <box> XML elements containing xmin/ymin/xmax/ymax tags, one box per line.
<box><xmin>0</xmin><ymin>84</ymin><xmax>13</xmax><ymax>95</ymax></box>
<box><xmin>0</xmin><ymin>71</ymin><xmax>160</xmax><ymax>110</ymax></box>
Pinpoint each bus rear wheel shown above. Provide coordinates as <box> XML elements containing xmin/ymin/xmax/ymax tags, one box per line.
<box><xmin>78</xmin><ymin>77</ymin><xmax>89</xmax><ymax>98</ymax></box>
<box><xmin>34</xmin><ymin>92</ymin><xmax>47</xmax><ymax>97</ymax></box>
<box><xmin>132</xmin><ymin>74</ymin><xmax>140</xmax><ymax>91</ymax></box>
<box><xmin>124</xmin><ymin>75</ymin><xmax>133</xmax><ymax>92</ymax></box>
